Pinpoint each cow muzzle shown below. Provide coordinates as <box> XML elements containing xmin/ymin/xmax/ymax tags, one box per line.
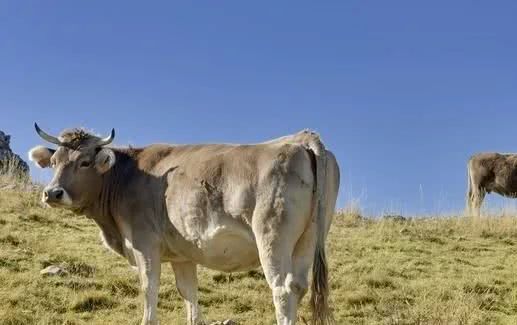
<box><xmin>42</xmin><ymin>186</ymin><xmax>71</xmax><ymax>206</ymax></box>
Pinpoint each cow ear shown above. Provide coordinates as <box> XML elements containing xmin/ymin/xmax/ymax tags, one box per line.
<box><xmin>28</xmin><ymin>146</ymin><xmax>55</xmax><ymax>168</ymax></box>
<box><xmin>95</xmin><ymin>148</ymin><xmax>116</xmax><ymax>174</ymax></box>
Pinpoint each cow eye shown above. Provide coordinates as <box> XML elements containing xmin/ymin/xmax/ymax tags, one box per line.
<box><xmin>80</xmin><ymin>161</ymin><xmax>91</xmax><ymax>168</ymax></box>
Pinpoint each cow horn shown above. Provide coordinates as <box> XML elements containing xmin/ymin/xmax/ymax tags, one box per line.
<box><xmin>34</xmin><ymin>123</ymin><xmax>63</xmax><ymax>145</ymax></box>
<box><xmin>97</xmin><ymin>128</ymin><xmax>115</xmax><ymax>146</ymax></box>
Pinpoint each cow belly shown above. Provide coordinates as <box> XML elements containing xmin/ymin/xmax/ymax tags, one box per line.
<box><xmin>166</xmin><ymin>209</ymin><xmax>260</xmax><ymax>271</ymax></box>
<box><xmin>166</xmin><ymin>178</ymin><xmax>260</xmax><ymax>270</ymax></box>
<box><xmin>199</xmin><ymin>226</ymin><xmax>260</xmax><ymax>272</ymax></box>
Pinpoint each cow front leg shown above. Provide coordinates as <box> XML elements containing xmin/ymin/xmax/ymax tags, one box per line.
<box><xmin>171</xmin><ymin>261</ymin><xmax>205</xmax><ymax>325</ymax></box>
<box><xmin>134</xmin><ymin>244</ymin><xmax>161</xmax><ymax>325</ymax></box>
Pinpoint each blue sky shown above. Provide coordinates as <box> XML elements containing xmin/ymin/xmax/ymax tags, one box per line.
<box><xmin>1</xmin><ymin>1</ymin><xmax>516</xmax><ymax>215</ymax></box>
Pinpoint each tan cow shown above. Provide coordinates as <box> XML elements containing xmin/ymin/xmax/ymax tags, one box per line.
<box><xmin>29</xmin><ymin>124</ymin><xmax>340</xmax><ymax>325</ymax></box>
<box><xmin>467</xmin><ymin>152</ymin><xmax>517</xmax><ymax>216</ymax></box>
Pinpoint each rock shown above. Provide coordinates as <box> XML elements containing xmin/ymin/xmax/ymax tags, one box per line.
<box><xmin>40</xmin><ymin>265</ymin><xmax>67</xmax><ymax>276</ymax></box>
<box><xmin>0</xmin><ymin>130</ymin><xmax>29</xmax><ymax>175</ymax></box>
<box><xmin>0</xmin><ymin>131</ymin><xmax>11</xmax><ymax>151</ymax></box>
<box><xmin>210</xmin><ymin>320</ymin><xmax>237</xmax><ymax>325</ymax></box>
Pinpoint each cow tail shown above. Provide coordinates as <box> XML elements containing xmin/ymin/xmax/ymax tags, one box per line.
<box><xmin>305</xmin><ymin>132</ymin><xmax>334</xmax><ymax>325</ymax></box>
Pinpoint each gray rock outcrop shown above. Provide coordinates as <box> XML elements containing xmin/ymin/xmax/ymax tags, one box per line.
<box><xmin>0</xmin><ymin>130</ymin><xmax>29</xmax><ymax>175</ymax></box>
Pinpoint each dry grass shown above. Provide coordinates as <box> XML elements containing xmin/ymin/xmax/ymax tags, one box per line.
<box><xmin>0</xmin><ymin>184</ymin><xmax>517</xmax><ymax>324</ymax></box>
<box><xmin>0</xmin><ymin>157</ymin><xmax>35</xmax><ymax>192</ymax></box>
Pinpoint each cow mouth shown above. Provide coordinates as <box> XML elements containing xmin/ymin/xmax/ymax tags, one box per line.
<box><xmin>43</xmin><ymin>198</ymin><xmax>88</xmax><ymax>215</ymax></box>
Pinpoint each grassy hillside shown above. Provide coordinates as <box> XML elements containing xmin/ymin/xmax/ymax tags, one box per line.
<box><xmin>1</xmin><ymin>186</ymin><xmax>517</xmax><ymax>324</ymax></box>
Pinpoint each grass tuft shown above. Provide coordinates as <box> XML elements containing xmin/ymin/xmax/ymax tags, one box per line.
<box><xmin>71</xmin><ymin>293</ymin><xmax>117</xmax><ymax>312</ymax></box>
<box><xmin>0</xmin><ymin>311</ymin><xmax>34</xmax><ymax>325</ymax></box>
<box><xmin>346</xmin><ymin>291</ymin><xmax>377</xmax><ymax>306</ymax></box>
<box><xmin>364</xmin><ymin>273</ymin><xmax>396</xmax><ymax>289</ymax></box>
<box><xmin>0</xmin><ymin>234</ymin><xmax>22</xmax><ymax>246</ymax></box>
<box><xmin>107</xmin><ymin>279</ymin><xmax>140</xmax><ymax>297</ymax></box>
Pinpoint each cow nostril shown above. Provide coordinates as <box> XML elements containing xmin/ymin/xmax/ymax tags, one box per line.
<box><xmin>55</xmin><ymin>189</ymin><xmax>64</xmax><ymax>200</ymax></box>
<box><xmin>43</xmin><ymin>191</ymin><xmax>49</xmax><ymax>199</ymax></box>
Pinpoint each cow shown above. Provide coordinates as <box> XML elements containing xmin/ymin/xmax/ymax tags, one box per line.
<box><xmin>466</xmin><ymin>152</ymin><xmax>517</xmax><ymax>216</ymax></box>
<box><xmin>28</xmin><ymin>123</ymin><xmax>340</xmax><ymax>325</ymax></box>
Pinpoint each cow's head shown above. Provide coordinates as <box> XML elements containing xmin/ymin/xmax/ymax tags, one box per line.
<box><xmin>29</xmin><ymin>123</ymin><xmax>116</xmax><ymax>209</ymax></box>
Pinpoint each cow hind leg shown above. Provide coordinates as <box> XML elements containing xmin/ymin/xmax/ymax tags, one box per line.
<box><xmin>470</xmin><ymin>187</ymin><xmax>486</xmax><ymax>217</ymax></box>
<box><xmin>466</xmin><ymin>187</ymin><xmax>473</xmax><ymax>216</ymax></box>
<box><xmin>291</xmin><ymin>221</ymin><xmax>317</xmax><ymax>306</ymax></box>
<box><xmin>253</xmin><ymin>203</ymin><xmax>311</xmax><ymax>324</ymax></box>
<box><xmin>254</xmin><ymin>233</ymin><xmax>297</xmax><ymax>325</ymax></box>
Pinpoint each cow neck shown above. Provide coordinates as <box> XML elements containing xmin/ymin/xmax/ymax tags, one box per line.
<box><xmin>84</xmin><ymin>147</ymin><xmax>207</xmax><ymax>263</ymax></box>
<box><xmin>86</xmin><ymin>149</ymin><xmax>133</xmax><ymax>234</ymax></box>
